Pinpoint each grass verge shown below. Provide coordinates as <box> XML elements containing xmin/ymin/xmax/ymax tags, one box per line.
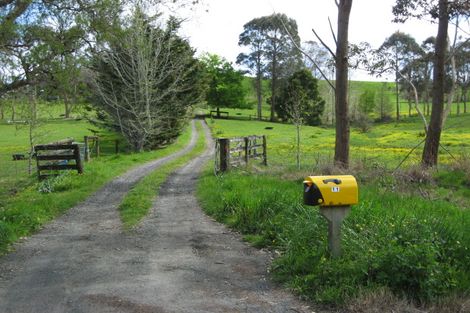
<box><xmin>119</xmin><ymin>121</ymin><xmax>207</xmax><ymax>230</ymax></box>
<box><xmin>196</xmin><ymin>169</ymin><xmax>470</xmax><ymax>309</ymax></box>
<box><xmin>0</xmin><ymin>122</ymin><xmax>194</xmax><ymax>254</ymax></box>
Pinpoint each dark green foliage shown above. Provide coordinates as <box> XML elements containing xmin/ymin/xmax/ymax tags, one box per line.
<box><xmin>92</xmin><ymin>11</ymin><xmax>204</xmax><ymax>151</ymax></box>
<box><xmin>277</xmin><ymin>69</ymin><xmax>325</xmax><ymax>126</ymax></box>
<box><xmin>197</xmin><ymin>170</ymin><xmax>470</xmax><ymax>305</ymax></box>
<box><xmin>202</xmin><ymin>54</ymin><xmax>248</xmax><ymax>115</ymax></box>
<box><xmin>358</xmin><ymin>89</ymin><xmax>376</xmax><ymax>115</ymax></box>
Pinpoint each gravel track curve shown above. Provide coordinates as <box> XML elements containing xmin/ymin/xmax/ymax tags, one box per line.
<box><xmin>0</xmin><ymin>120</ymin><xmax>315</xmax><ymax>313</ymax></box>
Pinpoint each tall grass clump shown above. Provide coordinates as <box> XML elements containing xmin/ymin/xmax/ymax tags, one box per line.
<box><xmin>197</xmin><ymin>170</ymin><xmax>470</xmax><ymax>307</ymax></box>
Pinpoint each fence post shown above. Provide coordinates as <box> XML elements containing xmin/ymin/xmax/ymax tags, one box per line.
<box><xmin>84</xmin><ymin>136</ymin><xmax>89</xmax><ymax>162</ymax></box>
<box><xmin>219</xmin><ymin>138</ymin><xmax>230</xmax><ymax>172</ymax></box>
<box><xmin>74</xmin><ymin>144</ymin><xmax>84</xmax><ymax>174</ymax></box>
<box><xmin>34</xmin><ymin>146</ymin><xmax>41</xmax><ymax>179</ymax></box>
<box><xmin>262</xmin><ymin>135</ymin><xmax>267</xmax><ymax>166</ymax></box>
<box><xmin>115</xmin><ymin>140</ymin><xmax>119</xmax><ymax>154</ymax></box>
<box><xmin>95</xmin><ymin>137</ymin><xmax>100</xmax><ymax>158</ymax></box>
<box><xmin>244</xmin><ymin>137</ymin><xmax>249</xmax><ymax>165</ymax></box>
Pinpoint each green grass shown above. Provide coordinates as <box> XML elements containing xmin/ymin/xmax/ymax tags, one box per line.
<box><xmin>0</xmin><ymin>121</ymin><xmax>194</xmax><ymax>254</ymax></box>
<box><xmin>0</xmin><ymin>119</ymin><xmax>125</xmax><ymax>203</ymax></box>
<box><xmin>197</xmin><ymin>169</ymin><xmax>470</xmax><ymax>306</ymax></box>
<box><xmin>119</xmin><ymin>121</ymin><xmax>207</xmax><ymax>229</ymax></box>
<box><xmin>207</xmin><ymin>113</ymin><xmax>470</xmax><ymax>169</ymax></box>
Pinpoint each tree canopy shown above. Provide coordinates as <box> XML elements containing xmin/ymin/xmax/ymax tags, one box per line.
<box><xmin>202</xmin><ymin>54</ymin><xmax>247</xmax><ymax>117</ymax></box>
<box><xmin>277</xmin><ymin>69</ymin><xmax>325</xmax><ymax>126</ymax></box>
<box><xmin>92</xmin><ymin>10</ymin><xmax>205</xmax><ymax>151</ymax></box>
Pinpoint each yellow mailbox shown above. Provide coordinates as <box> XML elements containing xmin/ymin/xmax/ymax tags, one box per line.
<box><xmin>303</xmin><ymin>175</ymin><xmax>358</xmax><ymax>207</ymax></box>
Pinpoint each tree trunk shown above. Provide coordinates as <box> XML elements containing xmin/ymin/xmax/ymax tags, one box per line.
<box><xmin>217</xmin><ymin>106</ymin><xmax>220</xmax><ymax>118</ymax></box>
<box><xmin>296</xmin><ymin>123</ymin><xmax>300</xmax><ymax>170</ymax></box>
<box><xmin>408</xmin><ymin>69</ymin><xmax>412</xmax><ymax>117</ymax></box>
<box><xmin>464</xmin><ymin>88</ymin><xmax>468</xmax><ymax>113</ymax></box>
<box><xmin>422</xmin><ymin>0</ymin><xmax>448</xmax><ymax>168</ymax></box>
<box><xmin>256</xmin><ymin>73</ymin><xmax>262</xmax><ymax>120</ymax></box>
<box><xmin>395</xmin><ymin>57</ymin><xmax>400</xmax><ymax>121</ymax></box>
<box><xmin>270</xmin><ymin>53</ymin><xmax>277</xmax><ymax>122</ymax></box>
<box><xmin>334</xmin><ymin>0</ymin><xmax>353</xmax><ymax>168</ymax></box>
<box><xmin>11</xmin><ymin>100</ymin><xmax>16</xmax><ymax>121</ymax></box>
<box><xmin>64</xmin><ymin>94</ymin><xmax>71</xmax><ymax>119</ymax></box>
<box><xmin>443</xmin><ymin>34</ymin><xmax>458</xmax><ymax>125</ymax></box>
<box><xmin>0</xmin><ymin>103</ymin><xmax>3</xmax><ymax>120</ymax></box>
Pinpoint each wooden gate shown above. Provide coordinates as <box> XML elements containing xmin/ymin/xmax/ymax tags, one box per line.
<box><xmin>215</xmin><ymin>135</ymin><xmax>267</xmax><ymax>173</ymax></box>
<box><xmin>34</xmin><ymin>144</ymin><xmax>83</xmax><ymax>180</ymax></box>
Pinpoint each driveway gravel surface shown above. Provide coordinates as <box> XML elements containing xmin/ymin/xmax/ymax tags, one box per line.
<box><xmin>0</xmin><ymin>120</ymin><xmax>313</xmax><ymax>313</ymax></box>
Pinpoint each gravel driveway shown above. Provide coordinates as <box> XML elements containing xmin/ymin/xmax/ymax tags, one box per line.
<box><xmin>0</xmin><ymin>120</ymin><xmax>313</xmax><ymax>313</ymax></box>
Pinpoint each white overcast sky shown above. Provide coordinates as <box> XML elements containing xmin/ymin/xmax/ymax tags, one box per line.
<box><xmin>175</xmin><ymin>0</ymin><xmax>441</xmax><ymax>81</ymax></box>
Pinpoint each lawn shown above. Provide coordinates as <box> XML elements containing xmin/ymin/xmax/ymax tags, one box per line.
<box><xmin>0</xmin><ymin>119</ymin><xmax>123</xmax><ymax>201</ymax></box>
<box><xmin>207</xmin><ymin>113</ymin><xmax>470</xmax><ymax>170</ymax></box>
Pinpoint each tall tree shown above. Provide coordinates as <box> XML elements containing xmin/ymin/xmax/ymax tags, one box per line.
<box><xmin>393</xmin><ymin>0</ymin><xmax>469</xmax><ymax>167</ymax></box>
<box><xmin>377</xmin><ymin>32</ymin><xmax>422</xmax><ymax>120</ymax></box>
<box><xmin>302</xmin><ymin>41</ymin><xmax>333</xmax><ymax>80</ymax></box>
<box><xmin>202</xmin><ymin>54</ymin><xmax>247</xmax><ymax>118</ymax></box>
<box><xmin>455</xmin><ymin>40</ymin><xmax>470</xmax><ymax>114</ymax></box>
<box><xmin>238</xmin><ymin>13</ymin><xmax>302</xmax><ymax>122</ymax></box>
<box><xmin>334</xmin><ymin>0</ymin><xmax>353</xmax><ymax>168</ymax></box>
<box><xmin>278</xmin><ymin>69</ymin><xmax>325</xmax><ymax>126</ymax></box>
<box><xmin>237</xmin><ymin>18</ymin><xmax>266</xmax><ymax>120</ymax></box>
<box><xmin>419</xmin><ymin>37</ymin><xmax>435</xmax><ymax>116</ymax></box>
<box><xmin>92</xmin><ymin>10</ymin><xmax>204</xmax><ymax>151</ymax></box>
<box><xmin>0</xmin><ymin>0</ymin><xmax>121</xmax><ymax>97</ymax></box>
<box><xmin>263</xmin><ymin>13</ymin><xmax>302</xmax><ymax>122</ymax></box>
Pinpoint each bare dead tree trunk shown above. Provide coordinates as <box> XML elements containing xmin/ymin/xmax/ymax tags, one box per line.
<box><xmin>422</xmin><ymin>0</ymin><xmax>448</xmax><ymax>168</ymax></box>
<box><xmin>334</xmin><ymin>0</ymin><xmax>353</xmax><ymax>168</ymax></box>
<box><xmin>398</xmin><ymin>71</ymin><xmax>428</xmax><ymax>132</ymax></box>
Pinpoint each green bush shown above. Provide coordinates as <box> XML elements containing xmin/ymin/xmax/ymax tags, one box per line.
<box><xmin>197</xmin><ymin>170</ymin><xmax>470</xmax><ymax>305</ymax></box>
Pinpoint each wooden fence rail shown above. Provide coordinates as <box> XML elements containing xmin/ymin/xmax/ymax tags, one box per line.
<box><xmin>34</xmin><ymin>144</ymin><xmax>83</xmax><ymax>180</ymax></box>
<box><xmin>215</xmin><ymin>135</ymin><xmax>267</xmax><ymax>173</ymax></box>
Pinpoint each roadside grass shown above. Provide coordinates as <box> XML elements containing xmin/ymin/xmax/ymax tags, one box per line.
<box><xmin>198</xmin><ymin>114</ymin><xmax>470</xmax><ymax>309</ymax></box>
<box><xmin>0</xmin><ymin>122</ymin><xmax>193</xmax><ymax>254</ymax></box>
<box><xmin>119</xmin><ymin>121</ymin><xmax>207</xmax><ymax>229</ymax></box>
<box><xmin>197</xmin><ymin>169</ymin><xmax>470</xmax><ymax>308</ymax></box>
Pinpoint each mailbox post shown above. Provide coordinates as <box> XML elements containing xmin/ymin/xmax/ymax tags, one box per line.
<box><xmin>303</xmin><ymin>175</ymin><xmax>358</xmax><ymax>258</ymax></box>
